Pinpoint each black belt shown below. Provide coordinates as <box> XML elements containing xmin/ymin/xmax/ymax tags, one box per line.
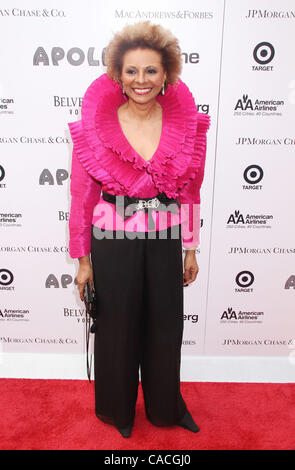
<box><xmin>101</xmin><ymin>191</ymin><xmax>180</xmax><ymax>230</ymax></box>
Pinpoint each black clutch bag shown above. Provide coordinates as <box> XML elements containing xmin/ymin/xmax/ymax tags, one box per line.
<box><xmin>83</xmin><ymin>281</ymin><xmax>98</xmax><ymax>383</ymax></box>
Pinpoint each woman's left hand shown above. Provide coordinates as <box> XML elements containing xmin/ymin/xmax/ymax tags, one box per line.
<box><xmin>183</xmin><ymin>251</ymin><xmax>199</xmax><ymax>286</ymax></box>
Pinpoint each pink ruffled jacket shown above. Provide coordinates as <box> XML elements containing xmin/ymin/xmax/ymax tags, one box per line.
<box><xmin>68</xmin><ymin>73</ymin><xmax>211</xmax><ymax>259</ymax></box>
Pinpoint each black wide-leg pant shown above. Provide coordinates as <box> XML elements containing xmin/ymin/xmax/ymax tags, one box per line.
<box><xmin>90</xmin><ymin>223</ymin><xmax>188</xmax><ymax>429</ymax></box>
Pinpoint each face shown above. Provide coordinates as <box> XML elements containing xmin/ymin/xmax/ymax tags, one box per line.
<box><xmin>120</xmin><ymin>48</ymin><xmax>167</xmax><ymax>102</ymax></box>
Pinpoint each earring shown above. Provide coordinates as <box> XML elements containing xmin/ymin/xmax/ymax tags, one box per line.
<box><xmin>161</xmin><ymin>83</ymin><xmax>165</xmax><ymax>95</ymax></box>
<box><xmin>122</xmin><ymin>84</ymin><xmax>125</xmax><ymax>95</ymax></box>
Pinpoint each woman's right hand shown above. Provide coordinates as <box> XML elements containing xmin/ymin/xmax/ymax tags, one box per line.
<box><xmin>76</xmin><ymin>255</ymin><xmax>94</xmax><ymax>302</ymax></box>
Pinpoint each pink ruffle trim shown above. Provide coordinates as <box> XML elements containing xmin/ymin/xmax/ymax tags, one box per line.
<box><xmin>68</xmin><ymin>73</ymin><xmax>211</xmax><ymax>199</ymax></box>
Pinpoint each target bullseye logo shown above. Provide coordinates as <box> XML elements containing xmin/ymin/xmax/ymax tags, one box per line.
<box><xmin>0</xmin><ymin>165</ymin><xmax>5</xmax><ymax>182</ymax></box>
<box><xmin>236</xmin><ymin>271</ymin><xmax>254</xmax><ymax>288</ymax></box>
<box><xmin>253</xmin><ymin>42</ymin><xmax>275</xmax><ymax>65</ymax></box>
<box><xmin>0</xmin><ymin>269</ymin><xmax>14</xmax><ymax>286</ymax></box>
<box><xmin>244</xmin><ymin>165</ymin><xmax>264</xmax><ymax>184</ymax></box>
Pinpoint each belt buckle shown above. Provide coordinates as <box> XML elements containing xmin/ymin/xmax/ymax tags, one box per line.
<box><xmin>136</xmin><ymin>197</ymin><xmax>160</xmax><ymax>211</ymax></box>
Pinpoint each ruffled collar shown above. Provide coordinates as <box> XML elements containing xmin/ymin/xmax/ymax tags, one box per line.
<box><xmin>81</xmin><ymin>73</ymin><xmax>197</xmax><ymax>171</ymax></box>
<box><xmin>69</xmin><ymin>72</ymin><xmax>210</xmax><ymax>198</ymax></box>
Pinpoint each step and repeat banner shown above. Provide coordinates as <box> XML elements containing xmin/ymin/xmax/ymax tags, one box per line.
<box><xmin>1</xmin><ymin>0</ymin><xmax>294</xmax><ymax>375</ymax></box>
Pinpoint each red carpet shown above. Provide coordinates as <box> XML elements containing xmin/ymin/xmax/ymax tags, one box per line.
<box><xmin>0</xmin><ymin>379</ymin><xmax>294</xmax><ymax>450</ymax></box>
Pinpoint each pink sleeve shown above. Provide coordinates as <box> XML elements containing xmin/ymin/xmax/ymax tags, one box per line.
<box><xmin>178</xmin><ymin>117</ymin><xmax>209</xmax><ymax>249</ymax></box>
<box><xmin>69</xmin><ymin>148</ymin><xmax>102</xmax><ymax>259</ymax></box>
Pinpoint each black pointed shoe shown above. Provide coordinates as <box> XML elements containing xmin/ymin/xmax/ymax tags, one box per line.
<box><xmin>177</xmin><ymin>409</ymin><xmax>200</xmax><ymax>433</ymax></box>
<box><xmin>117</xmin><ymin>422</ymin><xmax>133</xmax><ymax>438</ymax></box>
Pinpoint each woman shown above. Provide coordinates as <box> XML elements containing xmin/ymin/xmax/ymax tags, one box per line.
<box><xmin>68</xmin><ymin>20</ymin><xmax>211</xmax><ymax>438</ymax></box>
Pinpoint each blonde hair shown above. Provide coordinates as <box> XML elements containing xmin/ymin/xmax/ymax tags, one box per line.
<box><xmin>105</xmin><ymin>20</ymin><xmax>183</xmax><ymax>88</ymax></box>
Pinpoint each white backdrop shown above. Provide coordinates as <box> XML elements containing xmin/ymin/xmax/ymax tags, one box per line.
<box><xmin>1</xmin><ymin>0</ymin><xmax>295</xmax><ymax>381</ymax></box>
